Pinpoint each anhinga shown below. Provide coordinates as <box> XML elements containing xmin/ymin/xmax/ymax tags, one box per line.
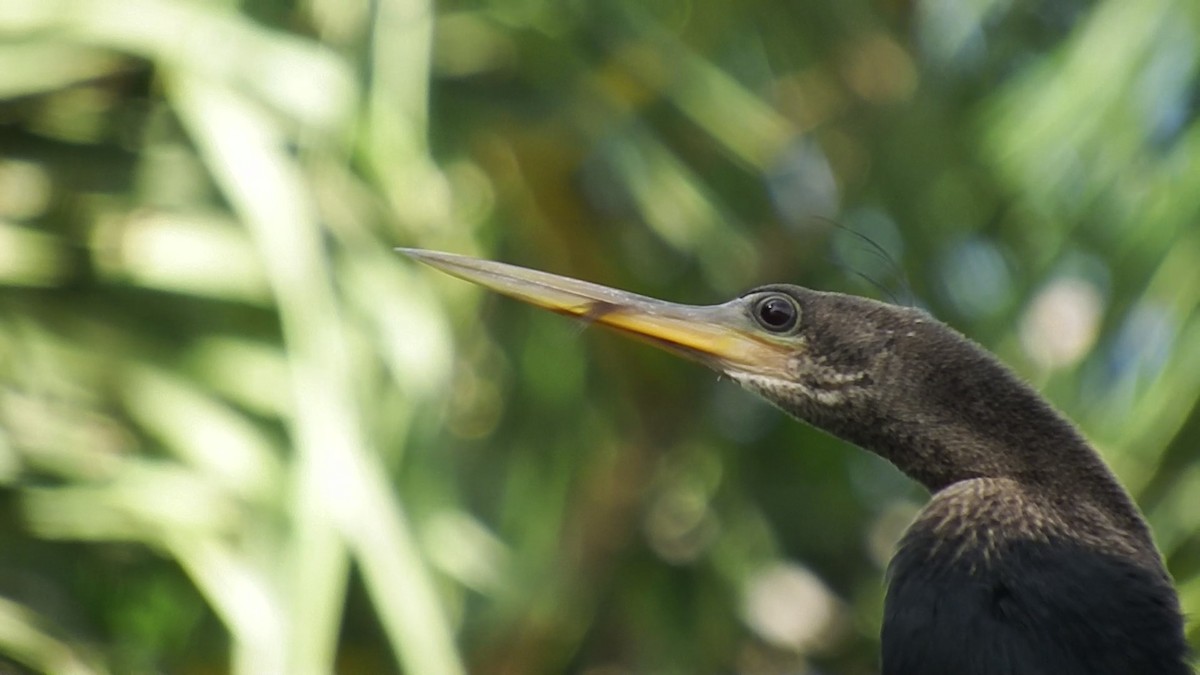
<box><xmin>401</xmin><ymin>248</ymin><xmax>1191</xmax><ymax>675</ymax></box>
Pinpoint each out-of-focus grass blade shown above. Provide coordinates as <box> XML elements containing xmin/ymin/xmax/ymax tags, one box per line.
<box><xmin>0</xmin><ymin>0</ymin><xmax>355</xmax><ymax>132</ymax></box>
<box><xmin>1089</xmin><ymin>234</ymin><xmax>1200</xmax><ymax>491</ymax></box>
<box><xmin>655</xmin><ymin>42</ymin><xmax>794</xmax><ymax>171</ymax></box>
<box><xmin>121</xmin><ymin>365</ymin><xmax>283</xmax><ymax>501</ymax></box>
<box><xmin>362</xmin><ymin>0</ymin><xmax>450</xmax><ymax>226</ymax></box>
<box><xmin>0</xmin><ymin>42</ymin><xmax>126</xmax><ymax>99</ymax></box>
<box><xmin>170</xmin><ymin>73</ymin><xmax>464</xmax><ymax>675</ymax></box>
<box><xmin>0</xmin><ymin>597</ymin><xmax>109</xmax><ymax>675</ymax></box>
<box><xmin>982</xmin><ymin>0</ymin><xmax>1174</xmax><ymax>212</ymax></box>
<box><xmin>22</xmin><ymin>460</ymin><xmax>238</xmax><ymax>542</ymax></box>
<box><xmin>599</xmin><ymin>128</ymin><xmax>758</xmax><ymax>291</ymax></box>
<box><xmin>21</xmin><ymin>459</ymin><xmax>277</xmax><ymax>671</ymax></box>
<box><xmin>92</xmin><ymin>212</ymin><xmax>272</xmax><ymax>304</ymax></box>
<box><xmin>186</xmin><ymin>336</ymin><xmax>293</xmax><ymax>418</ymax></box>
<box><xmin>167</xmin><ymin>74</ymin><xmax>352</xmax><ymax>675</ymax></box>
<box><xmin>165</xmin><ymin>534</ymin><xmax>287</xmax><ymax>675</ymax></box>
<box><xmin>0</xmin><ymin>222</ymin><xmax>70</xmax><ymax>287</ymax></box>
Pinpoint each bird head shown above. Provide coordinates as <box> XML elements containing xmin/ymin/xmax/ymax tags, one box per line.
<box><xmin>400</xmin><ymin>249</ymin><xmax>926</xmax><ymax>442</ymax></box>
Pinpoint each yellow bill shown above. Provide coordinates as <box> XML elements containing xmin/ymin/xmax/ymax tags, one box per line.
<box><xmin>399</xmin><ymin>248</ymin><xmax>795</xmax><ymax>377</ymax></box>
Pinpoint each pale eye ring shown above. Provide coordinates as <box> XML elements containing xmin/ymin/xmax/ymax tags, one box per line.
<box><xmin>754</xmin><ymin>295</ymin><xmax>799</xmax><ymax>332</ymax></box>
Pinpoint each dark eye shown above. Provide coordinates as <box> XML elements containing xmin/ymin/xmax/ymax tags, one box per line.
<box><xmin>754</xmin><ymin>295</ymin><xmax>799</xmax><ymax>332</ymax></box>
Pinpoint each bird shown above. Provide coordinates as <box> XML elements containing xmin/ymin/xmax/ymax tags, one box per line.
<box><xmin>400</xmin><ymin>248</ymin><xmax>1191</xmax><ymax>675</ymax></box>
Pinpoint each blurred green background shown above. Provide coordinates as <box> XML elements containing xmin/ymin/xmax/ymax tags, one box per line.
<box><xmin>1</xmin><ymin>0</ymin><xmax>1199</xmax><ymax>673</ymax></box>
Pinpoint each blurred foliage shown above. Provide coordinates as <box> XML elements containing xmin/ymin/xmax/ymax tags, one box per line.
<box><xmin>0</xmin><ymin>0</ymin><xmax>1198</xmax><ymax>673</ymax></box>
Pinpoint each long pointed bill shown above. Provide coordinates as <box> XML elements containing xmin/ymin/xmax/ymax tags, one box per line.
<box><xmin>400</xmin><ymin>248</ymin><xmax>795</xmax><ymax>377</ymax></box>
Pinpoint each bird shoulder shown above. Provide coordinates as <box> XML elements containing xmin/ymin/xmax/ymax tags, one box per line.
<box><xmin>881</xmin><ymin>478</ymin><xmax>1190</xmax><ymax>675</ymax></box>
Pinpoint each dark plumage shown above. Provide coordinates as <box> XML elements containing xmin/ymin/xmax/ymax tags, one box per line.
<box><xmin>751</xmin><ymin>287</ymin><xmax>1189</xmax><ymax>674</ymax></box>
<box><xmin>401</xmin><ymin>249</ymin><xmax>1192</xmax><ymax>675</ymax></box>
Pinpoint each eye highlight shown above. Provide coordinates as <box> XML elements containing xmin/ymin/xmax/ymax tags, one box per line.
<box><xmin>753</xmin><ymin>295</ymin><xmax>799</xmax><ymax>332</ymax></box>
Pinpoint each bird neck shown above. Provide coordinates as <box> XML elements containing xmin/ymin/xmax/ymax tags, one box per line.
<box><xmin>875</xmin><ymin>367</ymin><xmax>1099</xmax><ymax>491</ymax></box>
<box><xmin>841</xmin><ymin>335</ymin><xmax>1155</xmax><ymax>549</ymax></box>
